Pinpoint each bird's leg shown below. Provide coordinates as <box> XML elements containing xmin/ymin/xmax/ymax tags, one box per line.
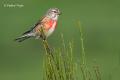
<box><xmin>39</xmin><ymin>27</ymin><xmax>46</xmax><ymax>40</ymax></box>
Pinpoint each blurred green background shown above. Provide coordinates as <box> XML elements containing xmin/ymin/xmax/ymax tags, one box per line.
<box><xmin>0</xmin><ymin>0</ymin><xmax>120</xmax><ymax>80</ymax></box>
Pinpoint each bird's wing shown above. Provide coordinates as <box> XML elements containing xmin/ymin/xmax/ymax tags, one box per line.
<box><xmin>32</xmin><ymin>17</ymin><xmax>52</xmax><ymax>32</ymax></box>
<box><xmin>22</xmin><ymin>16</ymin><xmax>45</xmax><ymax>35</ymax></box>
<box><xmin>22</xmin><ymin>16</ymin><xmax>51</xmax><ymax>35</ymax></box>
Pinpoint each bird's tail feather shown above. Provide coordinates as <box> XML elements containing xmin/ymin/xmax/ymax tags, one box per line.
<box><xmin>15</xmin><ymin>32</ymin><xmax>34</xmax><ymax>42</ymax></box>
<box><xmin>15</xmin><ymin>36</ymin><xmax>31</xmax><ymax>42</ymax></box>
<box><xmin>15</xmin><ymin>31</ymin><xmax>35</xmax><ymax>42</ymax></box>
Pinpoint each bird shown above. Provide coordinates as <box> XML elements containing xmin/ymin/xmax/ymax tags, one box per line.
<box><xmin>15</xmin><ymin>8</ymin><xmax>61</xmax><ymax>42</ymax></box>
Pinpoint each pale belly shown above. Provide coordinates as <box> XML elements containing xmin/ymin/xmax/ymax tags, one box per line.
<box><xmin>35</xmin><ymin>27</ymin><xmax>55</xmax><ymax>39</ymax></box>
<box><xmin>46</xmin><ymin>25</ymin><xmax>55</xmax><ymax>37</ymax></box>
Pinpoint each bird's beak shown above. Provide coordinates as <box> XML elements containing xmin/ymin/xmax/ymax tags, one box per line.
<box><xmin>59</xmin><ymin>12</ymin><xmax>62</xmax><ymax>15</ymax></box>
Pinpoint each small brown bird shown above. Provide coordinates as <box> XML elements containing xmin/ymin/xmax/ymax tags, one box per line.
<box><xmin>15</xmin><ymin>8</ymin><xmax>61</xmax><ymax>42</ymax></box>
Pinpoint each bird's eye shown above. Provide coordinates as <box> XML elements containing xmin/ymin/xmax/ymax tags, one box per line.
<box><xmin>53</xmin><ymin>11</ymin><xmax>57</xmax><ymax>13</ymax></box>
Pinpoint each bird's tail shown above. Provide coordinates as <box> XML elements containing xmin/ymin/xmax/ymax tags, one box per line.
<box><xmin>15</xmin><ymin>32</ymin><xmax>34</xmax><ymax>42</ymax></box>
<box><xmin>15</xmin><ymin>36</ymin><xmax>31</xmax><ymax>42</ymax></box>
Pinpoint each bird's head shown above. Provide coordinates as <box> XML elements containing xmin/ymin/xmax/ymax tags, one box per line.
<box><xmin>46</xmin><ymin>8</ymin><xmax>61</xmax><ymax>20</ymax></box>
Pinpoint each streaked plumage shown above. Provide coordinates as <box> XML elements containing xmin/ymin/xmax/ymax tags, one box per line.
<box><xmin>15</xmin><ymin>8</ymin><xmax>61</xmax><ymax>42</ymax></box>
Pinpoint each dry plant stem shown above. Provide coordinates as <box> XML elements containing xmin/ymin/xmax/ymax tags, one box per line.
<box><xmin>43</xmin><ymin>40</ymin><xmax>54</xmax><ymax>58</ymax></box>
<box><xmin>78</xmin><ymin>21</ymin><xmax>86</xmax><ymax>80</ymax></box>
<box><xmin>78</xmin><ymin>21</ymin><xmax>86</xmax><ymax>65</ymax></box>
<box><xmin>78</xmin><ymin>21</ymin><xmax>91</xmax><ymax>80</ymax></box>
<box><xmin>94</xmin><ymin>65</ymin><xmax>101</xmax><ymax>80</ymax></box>
<box><xmin>80</xmin><ymin>65</ymin><xmax>87</xmax><ymax>80</ymax></box>
<box><xmin>88</xmin><ymin>70</ymin><xmax>93</xmax><ymax>80</ymax></box>
<box><xmin>78</xmin><ymin>21</ymin><xmax>102</xmax><ymax>80</ymax></box>
<box><xmin>40</xmin><ymin>27</ymin><xmax>58</xmax><ymax>79</ymax></box>
<box><xmin>39</xmin><ymin>27</ymin><xmax>54</xmax><ymax>59</ymax></box>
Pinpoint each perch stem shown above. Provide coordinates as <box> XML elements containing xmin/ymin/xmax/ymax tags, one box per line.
<box><xmin>40</xmin><ymin>27</ymin><xmax>54</xmax><ymax>59</ymax></box>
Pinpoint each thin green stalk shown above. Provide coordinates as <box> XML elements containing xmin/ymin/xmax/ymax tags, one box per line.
<box><xmin>78</xmin><ymin>21</ymin><xmax>93</xmax><ymax>80</ymax></box>
<box><xmin>78</xmin><ymin>21</ymin><xmax>87</xmax><ymax>80</ymax></box>
<box><xmin>78</xmin><ymin>21</ymin><xmax>86</xmax><ymax>65</ymax></box>
<box><xmin>93</xmin><ymin>65</ymin><xmax>101</xmax><ymax>80</ymax></box>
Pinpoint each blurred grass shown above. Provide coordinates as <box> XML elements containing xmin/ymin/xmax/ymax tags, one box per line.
<box><xmin>0</xmin><ymin>0</ymin><xmax>120</xmax><ymax>80</ymax></box>
<box><xmin>43</xmin><ymin>21</ymin><xmax>101</xmax><ymax>80</ymax></box>
<box><xmin>43</xmin><ymin>33</ymin><xmax>76</xmax><ymax>80</ymax></box>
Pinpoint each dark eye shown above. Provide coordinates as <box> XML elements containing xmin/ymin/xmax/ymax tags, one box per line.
<box><xmin>53</xmin><ymin>11</ymin><xmax>57</xmax><ymax>13</ymax></box>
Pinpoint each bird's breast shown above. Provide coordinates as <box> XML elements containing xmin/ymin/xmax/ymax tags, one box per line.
<box><xmin>44</xmin><ymin>19</ymin><xmax>57</xmax><ymax>31</ymax></box>
<box><xmin>34</xmin><ymin>18</ymin><xmax>57</xmax><ymax>37</ymax></box>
